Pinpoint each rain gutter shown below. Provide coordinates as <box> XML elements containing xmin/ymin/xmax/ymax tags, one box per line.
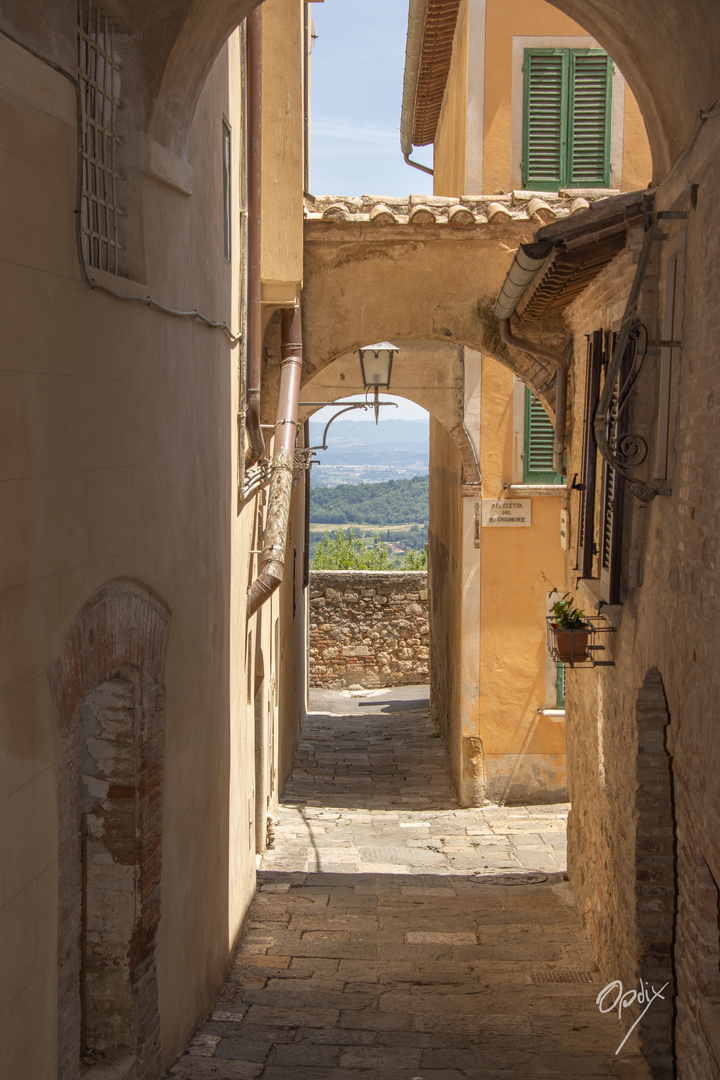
<box><xmin>494</xmin><ymin>240</ymin><xmax>569</xmax><ymax>477</ymax></box>
<box><xmin>247</xmin><ymin>306</ymin><xmax>303</xmax><ymax>618</ymax></box>
<box><xmin>400</xmin><ymin>0</ymin><xmax>434</xmax><ymax>176</ymax></box>
<box><xmin>498</xmin><ymin>319</ymin><xmax>568</xmax><ymax>479</ymax></box>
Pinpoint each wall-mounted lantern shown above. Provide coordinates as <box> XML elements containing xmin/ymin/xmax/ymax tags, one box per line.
<box><xmin>300</xmin><ymin>341</ymin><xmax>400</xmax><ymax>450</ymax></box>
<box><xmin>357</xmin><ymin>341</ymin><xmax>399</xmax><ymax>422</ymax></box>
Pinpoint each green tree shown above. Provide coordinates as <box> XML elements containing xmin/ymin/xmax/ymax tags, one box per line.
<box><xmin>401</xmin><ymin>548</ymin><xmax>427</xmax><ymax>570</ymax></box>
<box><xmin>311</xmin><ymin>529</ymin><xmax>395</xmax><ymax>570</ymax></box>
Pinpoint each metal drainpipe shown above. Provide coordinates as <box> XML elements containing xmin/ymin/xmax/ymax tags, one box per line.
<box><xmin>247</xmin><ymin>306</ymin><xmax>303</xmax><ymax>617</ymax></box>
<box><xmin>499</xmin><ymin>319</ymin><xmax>568</xmax><ymax>478</ymax></box>
<box><xmin>245</xmin><ymin>6</ymin><xmax>265</xmax><ymax>470</ymax></box>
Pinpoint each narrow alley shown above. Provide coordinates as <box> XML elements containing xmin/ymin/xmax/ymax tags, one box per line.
<box><xmin>165</xmin><ymin>692</ymin><xmax>652</xmax><ymax>1080</ymax></box>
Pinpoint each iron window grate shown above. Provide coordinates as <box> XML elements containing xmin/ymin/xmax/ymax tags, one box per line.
<box><xmin>78</xmin><ymin>1</ymin><xmax>123</xmax><ymax>274</ymax></box>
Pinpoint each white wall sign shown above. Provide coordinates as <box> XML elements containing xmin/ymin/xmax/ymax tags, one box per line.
<box><xmin>560</xmin><ymin>508</ymin><xmax>568</xmax><ymax>550</ymax></box>
<box><xmin>481</xmin><ymin>499</ymin><xmax>531</xmax><ymax>527</ymax></box>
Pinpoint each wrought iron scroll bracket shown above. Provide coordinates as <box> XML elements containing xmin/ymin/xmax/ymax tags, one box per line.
<box><xmin>593</xmin><ymin>219</ymin><xmax>670</xmax><ymax>503</ymax></box>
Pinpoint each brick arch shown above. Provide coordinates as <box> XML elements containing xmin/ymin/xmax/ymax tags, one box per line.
<box><xmin>48</xmin><ymin>580</ymin><xmax>170</xmax><ymax>1080</ymax></box>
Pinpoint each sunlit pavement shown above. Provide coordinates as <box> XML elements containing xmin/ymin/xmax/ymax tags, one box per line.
<box><xmin>166</xmin><ymin>691</ymin><xmax>651</xmax><ymax>1079</ymax></box>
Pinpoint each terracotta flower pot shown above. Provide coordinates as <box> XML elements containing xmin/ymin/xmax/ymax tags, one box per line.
<box><xmin>551</xmin><ymin>623</ymin><xmax>591</xmax><ymax>664</ymax></box>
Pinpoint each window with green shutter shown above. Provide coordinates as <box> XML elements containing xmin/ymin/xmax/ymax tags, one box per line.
<box><xmin>523</xmin><ymin>387</ymin><xmax>564</xmax><ymax>484</ymax></box>
<box><xmin>555</xmin><ymin>659</ymin><xmax>565</xmax><ymax>709</ymax></box>
<box><xmin>522</xmin><ymin>48</ymin><xmax>613</xmax><ymax>191</ymax></box>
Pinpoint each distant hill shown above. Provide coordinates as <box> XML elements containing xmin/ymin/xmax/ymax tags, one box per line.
<box><xmin>307</xmin><ymin>417</ymin><xmax>428</xmax><ymax>487</ymax></box>
<box><xmin>310</xmin><ymin>474</ymin><xmax>429</xmax><ymax>526</ymax></box>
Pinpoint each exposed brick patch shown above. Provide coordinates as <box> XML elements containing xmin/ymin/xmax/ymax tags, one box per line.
<box><xmin>308</xmin><ymin>571</ymin><xmax>429</xmax><ymax>690</ymax></box>
<box><xmin>48</xmin><ymin>580</ymin><xmax>169</xmax><ymax>1080</ymax></box>
<box><xmin>631</xmin><ymin>668</ymin><xmax>676</xmax><ymax>1080</ymax></box>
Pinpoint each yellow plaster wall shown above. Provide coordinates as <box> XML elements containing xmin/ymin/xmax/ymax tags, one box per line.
<box><xmin>432</xmin><ymin>0</ymin><xmax>653</xmax><ymax>196</ymax></box>
<box><xmin>261</xmin><ymin>0</ymin><xmax>305</xmax><ymax>306</ymax></box>
<box><xmin>428</xmin><ymin>417</ymin><xmax>464</xmax><ymax>791</ymax></box>
<box><xmin>0</xmin><ymin>24</ymin><xmax>305</xmax><ymax>1076</ymax></box>
<box><xmin>477</xmin><ymin>358</ymin><xmax>566</xmax><ymax>802</ymax></box>
<box><xmin>433</xmin><ymin>0</ymin><xmax>468</xmax><ymax>197</ymax></box>
<box><xmin>278</xmin><ymin>431</ymin><xmax>308</xmax><ymax>796</ymax></box>
<box><xmin>622</xmin><ymin>89</ymin><xmax>653</xmax><ymax>191</ymax></box>
<box><xmin>482</xmin><ymin>0</ymin><xmax>584</xmax><ymax>194</ymax></box>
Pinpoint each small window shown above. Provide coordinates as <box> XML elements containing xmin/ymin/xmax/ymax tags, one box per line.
<box><xmin>78</xmin><ymin>2</ymin><xmax>123</xmax><ymax>273</ymax></box>
<box><xmin>522</xmin><ymin>48</ymin><xmax>613</xmax><ymax>191</ymax></box>
<box><xmin>523</xmin><ymin>388</ymin><xmax>564</xmax><ymax>484</ymax></box>
<box><xmin>222</xmin><ymin>119</ymin><xmax>232</xmax><ymax>263</ymax></box>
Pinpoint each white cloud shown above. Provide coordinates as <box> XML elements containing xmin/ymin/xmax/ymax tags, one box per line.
<box><xmin>312</xmin><ymin>115</ymin><xmax>399</xmax><ymax>149</ymax></box>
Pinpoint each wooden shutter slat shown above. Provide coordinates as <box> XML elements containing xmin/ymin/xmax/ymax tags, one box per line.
<box><xmin>569</xmin><ymin>53</ymin><xmax>612</xmax><ymax>186</ymax></box>
<box><xmin>523</xmin><ymin>51</ymin><xmax>565</xmax><ymax>190</ymax></box>
<box><xmin>577</xmin><ymin>330</ymin><xmax>603</xmax><ymax>578</ymax></box>
<box><xmin>524</xmin><ymin>389</ymin><xmax>563</xmax><ymax>483</ymax></box>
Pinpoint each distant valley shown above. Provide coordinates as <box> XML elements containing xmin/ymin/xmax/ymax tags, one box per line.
<box><xmin>307</xmin><ymin>417</ymin><xmax>429</xmax><ymax>487</ymax></box>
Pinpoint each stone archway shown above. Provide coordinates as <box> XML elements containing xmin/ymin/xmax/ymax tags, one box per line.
<box><xmin>296</xmin><ymin>338</ymin><xmax>482</xmax><ymax>484</ymax></box>
<box><xmin>300</xmin><ymin>209</ymin><xmax>565</xmax><ymax>407</ymax></box>
<box><xmin>48</xmin><ymin>580</ymin><xmax>169</xmax><ymax>1080</ymax></box>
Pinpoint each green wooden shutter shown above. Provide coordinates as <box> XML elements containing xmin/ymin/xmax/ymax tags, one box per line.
<box><xmin>523</xmin><ymin>388</ymin><xmax>564</xmax><ymax>483</ymax></box>
<box><xmin>523</xmin><ymin>48</ymin><xmax>612</xmax><ymax>192</ymax></box>
<box><xmin>555</xmin><ymin>659</ymin><xmax>565</xmax><ymax>709</ymax></box>
<box><xmin>568</xmin><ymin>52</ymin><xmax>613</xmax><ymax>187</ymax></box>
<box><xmin>522</xmin><ymin>50</ymin><xmax>567</xmax><ymax>191</ymax></box>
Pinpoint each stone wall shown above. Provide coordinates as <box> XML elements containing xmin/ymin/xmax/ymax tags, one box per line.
<box><xmin>308</xmin><ymin>571</ymin><xmax>429</xmax><ymax>690</ymax></box>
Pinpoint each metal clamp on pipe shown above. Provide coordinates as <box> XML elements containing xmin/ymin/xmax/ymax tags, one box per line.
<box><xmin>247</xmin><ymin>306</ymin><xmax>303</xmax><ymax>618</ymax></box>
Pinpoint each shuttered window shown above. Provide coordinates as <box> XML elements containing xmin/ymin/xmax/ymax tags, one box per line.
<box><xmin>522</xmin><ymin>49</ymin><xmax>613</xmax><ymax>191</ymax></box>
<box><xmin>555</xmin><ymin>659</ymin><xmax>565</xmax><ymax>709</ymax></box>
<box><xmin>577</xmin><ymin>330</ymin><xmax>604</xmax><ymax>577</ymax></box>
<box><xmin>523</xmin><ymin>388</ymin><xmax>564</xmax><ymax>484</ymax></box>
<box><xmin>599</xmin><ymin>330</ymin><xmax>631</xmax><ymax>603</ymax></box>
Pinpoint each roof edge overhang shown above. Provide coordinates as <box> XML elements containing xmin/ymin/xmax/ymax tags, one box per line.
<box><xmin>400</xmin><ymin>0</ymin><xmax>461</xmax><ymax>156</ymax></box>
<box><xmin>493</xmin><ymin>189</ymin><xmax>655</xmax><ymax>322</ymax></box>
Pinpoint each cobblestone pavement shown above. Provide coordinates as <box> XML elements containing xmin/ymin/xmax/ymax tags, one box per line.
<box><xmin>166</xmin><ymin>696</ymin><xmax>651</xmax><ymax>1080</ymax></box>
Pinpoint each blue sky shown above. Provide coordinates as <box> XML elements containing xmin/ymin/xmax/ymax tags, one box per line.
<box><xmin>309</xmin><ymin>394</ymin><xmax>428</xmax><ymax>424</ymax></box>
<box><xmin>308</xmin><ymin>0</ymin><xmax>434</xmax><ymax>197</ymax></box>
<box><xmin>308</xmin><ymin>1</ymin><xmax>432</xmax><ymax>422</ymax></box>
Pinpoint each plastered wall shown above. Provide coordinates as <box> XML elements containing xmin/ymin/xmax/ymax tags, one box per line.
<box><xmin>433</xmin><ymin>0</ymin><xmax>469</xmax><ymax>196</ymax></box>
<box><xmin>428</xmin><ymin>418</ymin><xmax>464</xmax><ymax>795</ymax></box>
<box><xmin>0</xmin><ymin>22</ymin><xmax>304</xmax><ymax>1077</ymax></box>
<box><xmin>433</xmin><ymin>0</ymin><xmax>653</xmax><ymax>196</ymax></box>
<box><xmin>477</xmin><ymin>357</ymin><xmax>566</xmax><ymax>803</ymax></box>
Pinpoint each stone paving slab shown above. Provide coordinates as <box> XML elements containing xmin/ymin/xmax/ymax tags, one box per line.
<box><xmin>165</xmin><ymin>700</ymin><xmax>651</xmax><ymax>1079</ymax></box>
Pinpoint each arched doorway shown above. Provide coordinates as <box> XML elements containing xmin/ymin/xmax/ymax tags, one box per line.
<box><xmin>49</xmin><ymin>581</ymin><xmax>169</xmax><ymax>1080</ymax></box>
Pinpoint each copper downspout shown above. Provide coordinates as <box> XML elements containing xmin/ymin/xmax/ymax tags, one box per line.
<box><xmin>499</xmin><ymin>319</ymin><xmax>568</xmax><ymax>478</ymax></box>
<box><xmin>245</xmin><ymin>6</ymin><xmax>265</xmax><ymax>469</ymax></box>
<box><xmin>247</xmin><ymin>306</ymin><xmax>303</xmax><ymax>617</ymax></box>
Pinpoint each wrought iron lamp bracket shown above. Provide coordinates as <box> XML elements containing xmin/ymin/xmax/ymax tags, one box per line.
<box><xmin>300</xmin><ymin>397</ymin><xmax>399</xmax><ymax>452</ymax></box>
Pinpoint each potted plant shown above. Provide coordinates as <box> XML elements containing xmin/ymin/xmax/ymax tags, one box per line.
<box><xmin>549</xmin><ymin>592</ymin><xmax>591</xmax><ymax>664</ymax></box>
